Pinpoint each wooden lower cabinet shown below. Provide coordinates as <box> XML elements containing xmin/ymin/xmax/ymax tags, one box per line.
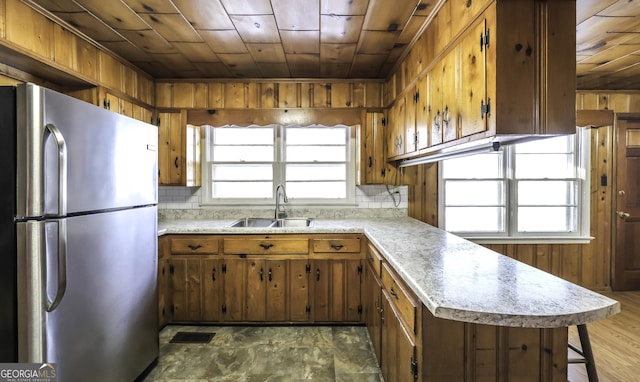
<box><xmin>381</xmin><ymin>290</ymin><xmax>417</xmax><ymax>382</ymax></box>
<box><xmin>310</xmin><ymin>259</ymin><xmax>362</xmax><ymax>322</ymax></box>
<box><xmin>168</xmin><ymin>257</ymin><xmax>220</xmax><ymax>322</ymax></box>
<box><xmin>364</xmin><ymin>261</ymin><xmax>382</xmax><ymax>362</ymax></box>
<box><xmin>157</xmin><ymin>236</ymin><xmax>169</xmax><ymax>329</ymax></box>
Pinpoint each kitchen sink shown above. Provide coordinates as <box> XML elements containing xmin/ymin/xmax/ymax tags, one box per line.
<box><xmin>227</xmin><ymin>217</ymin><xmax>313</xmax><ymax>228</ymax></box>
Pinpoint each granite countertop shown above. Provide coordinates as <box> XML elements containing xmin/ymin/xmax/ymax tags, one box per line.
<box><xmin>158</xmin><ymin>217</ymin><xmax>620</xmax><ymax>328</ymax></box>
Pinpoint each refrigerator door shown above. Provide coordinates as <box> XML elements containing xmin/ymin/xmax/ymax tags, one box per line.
<box><xmin>18</xmin><ymin>206</ymin><xmax>159</xmax><ymax>381</ymax></box>
<box><xmin>16</xmin><ymin>83</ymin><xmax>158</xmax><ymax>219</ymax></box>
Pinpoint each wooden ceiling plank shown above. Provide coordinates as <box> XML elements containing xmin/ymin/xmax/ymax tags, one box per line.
<box><xmin>589</xmin><ymin>54</ymin><xmax>640</xmax><ymax>73</ymax></box>
<box><xmin>398</xmin><ymin>15</ymin><xmax>426</xmax><ymax>44</ymax></box>
<box><xmin>246</xmin><ymin>43</ymin><xmax>287</xmax><ymax>63</ymax></box>
<box><xmin>272</xmin><ymin>0</ymin><xmax>319</xmax><ymax>30</ymax></box>
<box><xmin>231</xmin><ymin>15</ymin><xmax>280</xmax><ymax>43</ymax></box>
<box><xmin>121</xmin><ymin>0</ymin><xmax>178</xmax><ymax>13</ymax></box>
<box><xmin>320</xmin><ymin>14</ymin><xmax>364</xmax><ymax>43</ymax></box>
<box><xmin>53</xmin><ymin>11</ymin><xmax>124</xmax><ymax>42</ymax></box>
<box><xmin>581</xmin><ymin>43</ymin><xmax>640</xmax><ymax>64</ymax></box>
<box><xmin>320</xmin><ymin>43</ymin><xmax>356</xmax><ymax>63</ymax></box>
<box><xmin>597</xmin><ymin>0</ymin><xmax>640</xmax><ymax>17</ymax></box>
<box><xmin>172</xmin><ymin>42</ymin><xmax>220</xmax><ymax>62</ymax></box>
<box><xmin>200</xmin><ymin>30</ymin><xmax>248</xmax><ymax>54</ymax></box>
<box><xmin>287</xmin><ymin>54</ymin><xmax>320</xmax><ymax>77</ymax></box>
<box><xmin>119</xmin><ymin>29</ymin><xmax>176</xmax><ymax>54</ymax></box>
<box><xmin>320</xmin><ymin>63</ymin><xmax>351</xmax><ymax>77</ymax></box>
<box><xmin>72</xmin><ymin>0</ymin><xmax>149</xmax><ymax>30</ymax></box>
<box><xmin>362</xmin><ymin>0</ymin><xmax>417</xmax><ymax>31</ymax></box>
<box><xmin>257</xmin><ymin>63</ymin><xmax>290</xmax><ymax>77</ymax></box>
<box><xmin>576</xmin><ymin>0</ymin><xmax>618</xmax><ymax>24</ymax></box>
<box><xmin>192</xmin><ymin>62</ymin><xmax>233</xmax><ymax>77</ymax></box>
<box><xmin>321</xmin><ymin>0</ymin><xmax>369</xmax><ymax>15</ymax></box>
<box><xmin>172</xmin><ymin>0</ymin><xmax>234</xmax><ymax>30</ymax></box>
<box><xmin>357</xmin><ymin>30</ymin><xmax>399</xmax><ymax>54</ymax></box>
<box><xmin>281</xmin><ymin>31</ymin><xmax>320</xmax><ymax>54</ymax></box>
<box><xmin>219</xmin><ymin>0</ymin><xmax>273</xmax><ymax>15</ymax></box>
<box><xmin>31</xmin><ymin>0</ymin><xmax>84</xmax><ymax>12</ymax></box>
<box><xmin>101</xmin><ymin>40</ymin><xmax>154</xmax><ymax>62</ymax></box>
<box><xmin>139</xmin><ymin>13</ymin><xmax>202</xmax><ymax>42</ymax></box>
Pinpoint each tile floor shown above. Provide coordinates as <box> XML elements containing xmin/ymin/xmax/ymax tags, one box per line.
<box><xmin>142</xmin><ymin>325</ymin><xmax>383</xmax><ymax>381</ymax></box>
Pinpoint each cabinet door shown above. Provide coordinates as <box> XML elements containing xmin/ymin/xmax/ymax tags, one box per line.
<box><xmin>429</xmin><ymin>65</ymin><xmax>443</xmax><ymax>146</ymax></box>
<box><xmin>266</xmin><ymin>259</ymin><xmax>287</xmax><ymax>321</ymax></box>
<box><xmin>158</xmin><ymin>257</ymin><xmax>168</xmax><ymax>328</ymax></box>
<box><xmin>442</xmin><ymin>49</ymin><xmax>458</xmax><ymax>143</ymax></box>
<box><xmin>246</xmin><ymin>259</ymin><xmax>267</xmax><ymax>321</ymax></box>
<box><xmin>365</xmin><ymin>262</ymin><xmax>383</xmax><ymax>362</ymax></box>
<box><xmin>158</xmin><ymin>111</ymin><xmax>184</xmax><ymax>186</ymax></box>
<box><xmin>416</xmin><ymin>75</ymin><xmax>429</xmax><ymax>151</ymax></box>
<box><xmin>344</xmin><ymin>259</ymin><xmax>362</xmax><ymax>322</ymax></box>
<box><xmin>397</xmin><ymin>318</ymin><xmax>417</xmax><ymax>382</ymax></box>
<box><xmin>311</xmin><ymin>260</ymin><xmax>331</xmax><ymax>321</ymax></box>
<box><xmin>202</xmin><ymin>259</ymin><xmax>220</xmax><ymax>322</ymax></box>
<box><xmin>362</xmin><ymin>112</ymin><xmax>397</xmax><ymax>185</ymax></box>
<box><xmin>289</xmin><ymin>259</ymin><xmax>310</xmax><ymax>322</ymax></box>
<box><xmin>381</xmin><ymin>290</ymin><xmax>398</xmax><ymax>382</ymax></box>
<box><xmin>459</xmin><ymin>14</ymin><xmax>488</xmax><ymax>138</ymax></box>
<box><xmin>168</xmin><ymin>258</ymin><xmax>201</xmax><ymax>322</ymax></box>
<box><xmin>404</xmin><ymin>90</ymin><xmax>417</xmax><ymax>154</ymax></box>
<box><xmin>222</xmin><ymin>259</ymin><xmax>245</xmax><ymax>321</ymax></box>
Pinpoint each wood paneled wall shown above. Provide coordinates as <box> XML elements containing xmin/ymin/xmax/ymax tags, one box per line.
<box><xmin>408</xmin><ymin>92</ymin><xmax>640</xmax><ymax>291</ymax></box>
<box><xmin>0</xmin><ymin>0</ymin><xmax>154</xmax><ymax>107</ymax></box>
<box><xmin>155</xmin><ymin>80</ymin><xmax>384</xmax><ymax>111</ymax></box>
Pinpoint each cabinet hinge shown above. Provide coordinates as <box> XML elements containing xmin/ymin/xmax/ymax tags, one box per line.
<box><xmin>411</xmin><ymin>358</ymin><xmax>418</xmax><ymax>378</ymax></box>
<box><xmin>306</xmin><ymin>263</ymin><xmax>311</xmax><ymax>273</ymax></box>
<box><xmin>222</xmin><ymin>263</ymin><xmax>227</xmax><ymax>273</ymax></box>
<box><xmin>381</xmin><ymin>118</ymin><xmax>387</xmax><ymax>126</ymax></box>
<box><xmin>161</xmin><ymin>307</ymin><xmax>165</xmax><ymax>317</ymax></box>
<box><xmin>413</xmin><ymin>91</ymin><xmax>419</xmax><ymax>103</ymax></box>
<box><xmin>481</xmin><ymin>98</ymin><xmax>491</xmax><ymax>119</ymax></box>
<box><xmin>169</xmin><ymin>264</ymin><xmax>174</xmax><ymax>275</ymax></box>
<box><xmin>357</xmin><ymin>304</ymin><xmax>363</xmax><ymax>314</ymax></box>
<box><xmin>357</xmin><ymin>264</ymin><xmax>363</xmax><ymax>274</ymax></box>
<box><xmin>169</xmin><ymin>304</ymin><xmax>175</xmax><ymax>314</ymax></box>
<box><xmin>222</xmin><ymin>304</ymin><xmax>227</xmax><ymax>313</ymax></box>
<box><xmin>306</xmin><ymin>304</ymin><xmax>311</xmax><ymax>313</ymax></box>
<box><xmin>156</xmin><ymin>117</ymin><xmax>161</xmax><ymax>126</ymax></box>
<box><xmin>162</xmin><ymin>265</ymin><xmax>165</xmax><ymax>276</ymax></box>
<box><xmin>414</xmin><ymin>133</ymin><xmax>419</xmax><ymax>145</ymax></box>
<box><xmin>103</xmin><ymin>99</ymin><xmax>110</xmax><ymax>110</ymax></box>
<box><xmin>480</xmin><ymin>29</ymin><xmax>490</xmax><ymax>51</ymax></box>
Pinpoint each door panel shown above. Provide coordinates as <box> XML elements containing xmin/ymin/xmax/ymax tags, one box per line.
<box><xmin>202</xmin><ymin>259</ymin><xmax>220</xmax><ymax>321</ymax></box>
<box><xmin>246</xmin><ymin>259</ymin><xmax>266</xmax><ymax>321</ymax></box>
<box><xmin>266</xmin><ymin>259</ymin><xmax>287</xmax><ymax>321</ymax></box>
<box><xmin>289</xmin><ymin>260</ymin><xmax>309</xmax><ymax>322</ymax></box>
<box><xmin>312</xmin><ymin>260</ymin><xmax>330</xmax><ymax>321</ymax></box>
<box><xmin>222</xmin><ymin>259</ymin><xmax>245</xmax><ymax>321</ymax></box>
<box><xmin>615</xmin><ymin>118</ymin><xmax>640</xmax><ymax>290</ymax></box>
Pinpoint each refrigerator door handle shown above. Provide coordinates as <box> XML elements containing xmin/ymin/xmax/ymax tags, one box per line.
<box><xmin>44</xmin><ymin>123</ymin><xmax>68</xmax><ymax>216</ymax></box>
<box><xmin>46</xmin><ymin>220</ymin><xmax>67</xmax><ymax>312</ymax></box>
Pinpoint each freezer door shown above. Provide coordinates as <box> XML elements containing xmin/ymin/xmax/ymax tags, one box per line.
<box><xmin>16</xmin><ymin>83</ymin><xmax>158</xmax><ymax>218</ymax></box>
<box><xmin>18</xmin><ymin>207</ymin><xmax>158</xmax><ymax>381</ymax></box>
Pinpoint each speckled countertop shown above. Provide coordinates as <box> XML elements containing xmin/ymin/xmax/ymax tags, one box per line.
<box><xmin>158</xmin><ymin>217</ymin><xmax>620</xmax><ymax>328</ymax></box>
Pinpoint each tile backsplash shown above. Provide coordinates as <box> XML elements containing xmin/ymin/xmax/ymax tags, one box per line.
<box><xmin>158</xmin><ymin>185</ymin><xmax>408</xmax><ymax>220</ymax></box>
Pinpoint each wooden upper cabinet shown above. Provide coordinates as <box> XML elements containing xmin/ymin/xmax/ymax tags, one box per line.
<box><xmin>404</xmin><ymin>89</ymin><xmax>417</xmax><ymax>155</ymax></box>
<box><xmin>459</xmin><ymin>12</ymin><xmax>488</xmax><ymax>138</ymax></box>
<box><xmin>158</xmin><ymin>110</ymin><xmax>201</xmax><ymax>187</ymax></box>
<box><xmin>415</xmin><ymin>75</ymin><xmax>429</xmax><ymax>151</ymax></box>
<box><xmin>359</xmin><ymin>111</ymin><xmax>398</xmax><ymax>185</ymax></box>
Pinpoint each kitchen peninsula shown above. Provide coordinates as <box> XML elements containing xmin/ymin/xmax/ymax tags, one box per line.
<box><xmin>158</xmin><ymin>217</ymin><xmax>619</xmax><ymax>381</ymax></box>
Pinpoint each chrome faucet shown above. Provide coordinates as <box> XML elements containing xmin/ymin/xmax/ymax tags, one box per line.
<box><xmin>275</xmin><ymin>183</ymin><xmax>289</xmax><ymax>219</ymax></box>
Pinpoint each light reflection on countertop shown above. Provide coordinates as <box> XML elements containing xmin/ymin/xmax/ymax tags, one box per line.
<box><xmin>158</xmin><ymin>217</ymin><xmax>620</xmax><ymax>328</ymax></box>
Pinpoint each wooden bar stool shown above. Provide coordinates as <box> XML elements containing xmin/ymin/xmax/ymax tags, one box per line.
<box><xmin>568</xmin><ymin>324</ymin><xmax>599</xmax><ymax>382</ymax></box>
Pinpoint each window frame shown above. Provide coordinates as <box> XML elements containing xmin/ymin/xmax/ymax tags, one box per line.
<box><xmin>201</xmin><ymin>124</ymin><xmax>357</xmax><ymax>207</ymax></box>
<box><xmin>438</xmin><ymin>128</ymin><xmax>592</xmax><ymax>244</ymax></box>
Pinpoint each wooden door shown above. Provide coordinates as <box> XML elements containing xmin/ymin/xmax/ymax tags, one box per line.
<box><xmin>158</xmin><ymin>111</ymin><xmax>184</xmax><ymax>185</ymax></box>
<box><xmin>289</xmin><ymin>259</ymin><xmax>310</xmax><ymax>322</ymax></box>
<box><xmin>429</xmin><ymin>65</ymin><xmax>443</xmax><ymax>146</ymax></box>
<box><xmin>381</xmin><ymin>290</ymin><xmax>398</xmax><ymax>382</ymax></box>
<box><xmin>344</xmin><ymin>259</ymin><xmax>362</xmax><ymax>322</ymax></box>
<box><xmin>459</xmin><ymin>14</ymin><xmax>487</xmax><ymax>138</ymax></box>
<box><xmin>311</xmin><ymin>260</ymin><xmax>331</xmax><ymax>321</ymax></box>
<box><xmin>222</xmin><ymin>258</ymin><xmax>245</xmax><ymax>321</ymax></box>
<box><xmin>168</xmin><ymin>258</ymin><xmax>199</xmax><ymax>322</ymax></box>
<box><xmin>615</xmin><ymin>117</ymin><xmax>640</xmax><ymax>290</ymax></box>
<box><xmin>246</xmin><ymin>259</ymin><xmax>267</xmax><ymax>321</ymax></box>
<box><xmin>202</xmin><ymin>258</ymin><xmax>220</xmax><ymax>321</ymax></box>
<box><xmin>266</xmin><ymin>259</ymin><xmax>287</xmax><ymax>321</ymax></box>
<box><xmin>405</xmin><ymin>89</ymin><xmax>417</xmax><ymax>154</ymax></box>
<box><xmin>396</xmin><ymin>317</ymin><xmax>417</xmax><ymax>382</ymax></box>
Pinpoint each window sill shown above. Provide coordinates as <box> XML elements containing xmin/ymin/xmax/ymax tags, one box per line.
<box><xmin>465</xmin><ymin>236</ymin><xmax>595</xmax><ymax>245</ymax></box>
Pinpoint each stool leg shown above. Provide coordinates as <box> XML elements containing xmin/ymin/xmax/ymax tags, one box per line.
<box><xmin>577</xmin><ymin>324</ymin><xmax>599</xmax><ymax>382</ymax></box>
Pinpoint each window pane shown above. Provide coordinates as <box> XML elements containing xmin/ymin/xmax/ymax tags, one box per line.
<box><xmin>287</xmin><ymin>164</ymin><xmax>345</xmax><ymax>181</ymax></box>
<box><xmin>287</xmin><ymin>181</ymin><xmax>346</xmax><ymax>198</ymax></box>
<box><xmin>212</xmin><ymin>181</ymin><xmax>272</xmax><ymax>198</ymax></box>
<box><xmin>445</xmin><ymin>207</ymin><xmax>505</xmax><ymax>232</ymax></box>
<box><xmin>442</xmin><ymin>152</ymin><xmax>503</xmax><ymax>179</ymax></box>
<box><xmin>518</xmin><ymin>207</ymin><xmax>577</xmax><ymax>232</ymax></box>
<box><xmin>515</xmin><ymin>153</ymin><xmax>575</xmax><ymax>178</ymax></box>
<box><xmin>445</xmin><ymin>181</ymin><xmax>504</xmax><ymax>206</ymax></box>
<box><xmin>518</xmin><ymin>181</ymin><xmax>576</xmax><ymax>205</ymax></box>
<box><xmin>214</xmin><ymin>127</ymin><xmax>274</xmax><ymax>145</ymax></box>
<box><xmin>286</xmin><ymin>127</ymin><xmax>346</xmax><ymax>145</ymax></box>
<box><xmin>286</xmin><ymin>146</ymin><xmax>346</xmax><ymax>162</ymax></box>
<box><xmin>212</xmin><ymin>164</ymin><xmax>272</xmax><ymax>181</ymax></box>
<box><xmin>212</xmin><ymin>146</ymin><xmax>274</xmax><ymax>162</ymax></box>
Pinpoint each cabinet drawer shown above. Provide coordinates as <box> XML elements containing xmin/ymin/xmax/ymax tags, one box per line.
<box><xmin>367</xmin><ymin>244</ymin><xmax>383</xmax><ymax>277</ymax></box>
<box><xmin>381</xmin><ymin>262</ymin><xmax>417</xmax><ymax>334</ymax></box>
<box><xmin>223</xmin><ymin>238</ymin><xmax>309</xmax><ymax>254</ymax></box>
<box><xmin>170</xmin><ymin>236</ymin><xmax>219</xmax><ymax>254</ymax></box>
<box><xmin>313</xmin><ymin>238</ymin><xmax>361</xmax><ymax>253</ymax></box>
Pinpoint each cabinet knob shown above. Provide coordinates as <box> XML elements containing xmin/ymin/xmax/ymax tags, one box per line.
<box><xmin>330</xmin><ymin>244</ymin><xmax>344</xmax><ymax>251</ymax></box>
<box><xmin>259</xmin><ymin>268</ymin><xmax>264</xmax><ymax>281</ymax></box>
<box><xmin>389</xmin><ymin>287</ymin><xmax>399</xmax><ymax>299</ymax></box>
<box><xmin>259</xmin><ymin>243</ymin><xmax>274</xmax><ymax>250</ymax></box>
<box><xmin>188</xmin><ymin>244</ymin><xmax>202</xmax><ymax>251</ymax></box>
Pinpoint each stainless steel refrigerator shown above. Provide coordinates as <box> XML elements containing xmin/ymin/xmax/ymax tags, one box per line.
<box><xmin>0</xmin><ymin>83</ymin><xmax>159</xmax><ymax>381</ymax></box>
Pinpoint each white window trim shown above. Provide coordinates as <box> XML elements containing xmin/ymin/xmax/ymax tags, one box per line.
<box><xmin>438</xmin><ymin>128</ymin><xmax>592</xmax><ymax>244</ymax></box>
<box><xmin>201</xmin><ymin>124</ymin><xmax>357</xmax><ymax>207</ymax></box>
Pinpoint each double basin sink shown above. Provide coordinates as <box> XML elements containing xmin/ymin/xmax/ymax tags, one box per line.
<box><xmin>228</xmin><ymin>217</ymin><xmax>314</xmax><ymax>228</ymax></box>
